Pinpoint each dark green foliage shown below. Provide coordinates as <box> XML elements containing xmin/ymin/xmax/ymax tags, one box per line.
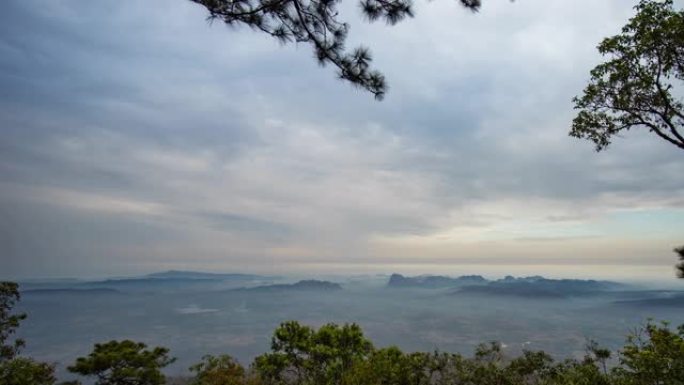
<box><xmin>614</xmin><ymin>321</ymin><xmax>684</xmax><ymax>385</ymax></box>
<box><xmin>0</xmin><ymin>357</ymin><xmax>56</xmax><ymax>385</ymax></box>
<box><xmin>190</xmin><ymin>0</ymin><xmax>483</xmax><ymax>99</ymax></box>
<box><xmin>572</xmin><ymin>0</ymin><xmax>684</xmax><ymax>151</ymax></box>
<box><xmin>586</xmin><ymin>339</ymin><xmax>612</xmax><ymax>375</ymax></box>
<box><xmin>189</xmin><ymin>354</ymin><xmax>259</xmax><ymax>385</ymax></box>
<box><xmin>68</xmin><ymin>340</ymin><xmax>176</xmax><ymax>385</ymax></box>
<box><xmin>0</xmin><ymin>282</ymin><xmax>57</xmax><ymax>385</ymax></box>
<box><xmin>253</xmin><ymin>321</ymin><xmax>373</xmax><ymax>385</ymax></box>
<box><xmin>505</xmin><ymin>350</ymin><xmax>554</xmax><ymax>384</ymax></box>
<box><xmin>675</xmin><ymin>245</ymin><xmax>684</xmax><ymax>278</ymax></box>
<box><xmin>249</xmin><ymin>320</ymin><xmax>684</xmax><ymax>385</ymax></box>
<box><xmin>543</xmin><ymin>358</ymin><xmax>610</xmax><ymax>385</ymax></box>
<box><xmin>346</xmin><ymin>346</ymin><xmax>428</xmax><ymax>385</ymax></box>
<box><xmin>0</xmin><ymin>281</ymin><xmax>27</xmax><ymax>361</ymax></box>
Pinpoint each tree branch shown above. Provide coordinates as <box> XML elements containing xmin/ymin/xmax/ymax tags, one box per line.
<box><xmin>653</xmin><ymin>51</ymin><xmax>684</xmax><ymax>144</ymax></box>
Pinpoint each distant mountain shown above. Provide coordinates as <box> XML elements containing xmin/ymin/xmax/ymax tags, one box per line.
<box><xmin>16</xmin><ymin>271</ymin><xmax>277</xmax><ymax>294</ymax></box>
<box><xmin>82</xmin><ymin>277</ymin><xmax>216</xmax><ymax>286</ymax></box>
<box><xmin>498</xmin><ymin>275</ymin><xmax>546</xmax><ymax>283</ymax></box>
<box><xmin>70</xmin><ymin>271</ymin><xmax>277</xmax><ymax>291</ymax></box>
<box><xmin>237</xmin><ymin>280</ymin><xmax>343</xmax><ymax>292</ymax></box>
<box><xmin>456</xmin><ymin>277</ymin><xmax>625</xmax><ymax>298</ymax></box>
<box><xmin>146</xmin><ymin>270</ymin><xmax>267</xmax><ymax>280</ymax></box>
<box><xmin>387</xmin><ymin>274</ymin><xmax>487</xmax><ymax>288</ymax></box>
<box><xmin>22</xmin><ymin>288</ymin><xmax>120</xmax><ymax>295</ymax></box>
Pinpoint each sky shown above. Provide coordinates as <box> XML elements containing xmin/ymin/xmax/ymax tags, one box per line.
<box><xmin>0</xmin><ymin>0</ymin><xmax>683</xmax><ymax>282</ymax></box>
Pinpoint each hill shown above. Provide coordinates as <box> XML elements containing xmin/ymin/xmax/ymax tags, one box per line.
<box><xmin>146</xmin><ymin>270</ymin><xmax>267</xmax><ymax>280</ymax></box>
<box><xmin>236</xmin><ymin>280</ymin><xmax>343</xmax><ymax>292</ymax></box>
<box><xmin>22</xmin><ymin>288</ymin><xmax>121</xmax><ymax>295</ymax></box>
<box><xmin>387</xmin><ymin>274</ymin><xmax>487</xmax><ymax>288</ymax></box>
<box><xmin>456</xmin><ymin>277</ymin><xmax>625</xmax><ymax>298</ymax></box>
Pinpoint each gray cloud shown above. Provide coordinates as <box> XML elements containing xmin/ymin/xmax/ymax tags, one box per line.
<box><xmin>1</xmin><ymin>0</ymin><xmax>682</xmax><ymax>279</ymax></box>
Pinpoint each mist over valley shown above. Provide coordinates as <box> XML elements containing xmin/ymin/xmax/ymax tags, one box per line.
<box><xmin>15</xmin><ymin>271</ymin><xmax>684</xmax><ymax>380</ymax></box>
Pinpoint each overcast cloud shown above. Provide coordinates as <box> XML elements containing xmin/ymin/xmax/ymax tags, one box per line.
<box><xmin>1</xmin><ymin>0</ymin><xmax>682</xmax><ymax>280</ymax></box>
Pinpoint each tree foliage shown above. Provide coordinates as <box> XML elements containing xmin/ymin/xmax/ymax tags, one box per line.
<box><xmin>0</xmin><ymin>357</ymin><xmax>56</xmax><ymax>385</ymax></box>
<box><xmin>253</xmin><ymin>321</ymin><xmax>372</xmax><ymax>385</ymax></box>
<box><xmin>614</xmin><ymin>321</ymin><xmax>684</xmax><ymax>385</ymax></box>
<box><xmin>189</xmin><ymin>354</ymin><xmax>260</xmax><ymax>385</ymax></box>
<box><xmin>0</xmin><ymin>282</ymin><xmax>57</xmax><ymax>385</ymax></box>
<box><xmin>246</xmin><ymin>321</ymin><xmax>608</xmax><ymax>385</ymax></box>
<box><xmin>0</xmin><ymin>281</ymin><xmax>27</xmax><ymax>361</ymax></box>
<box><xmin>68</xmin><ymin>340</ymin><xmax>175</xmax><ymax>385</ymax></box>
<box><xmin>572</xmin><ymin>0</ymin><xmax>684</xmax><ymax>151</ymax></box>
<box><xmin>190</xmin><ymin>0</ymin><xmax>483</xmax><ymax>99</ymax></box>
<box><xmin>186</xmin><ymin>320</ymin><xmax>684</xmax><ymax>385</ymax></box>
<box><xmin>675</xmin><ymin>245</ymin><xmax>684</xmax><ymax>278</ymax></box>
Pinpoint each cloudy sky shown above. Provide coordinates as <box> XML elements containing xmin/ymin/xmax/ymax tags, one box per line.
<box><xmin>1</xmin><ymin>0</ymin><xmax>682</xmax><ymax>281</ymax></box>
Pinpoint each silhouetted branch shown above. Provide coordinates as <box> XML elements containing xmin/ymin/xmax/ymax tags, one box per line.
<box><xmin>190</xmin><ymin>0</ymin><xmax>483</xmax><ymax>98</ymax></box>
